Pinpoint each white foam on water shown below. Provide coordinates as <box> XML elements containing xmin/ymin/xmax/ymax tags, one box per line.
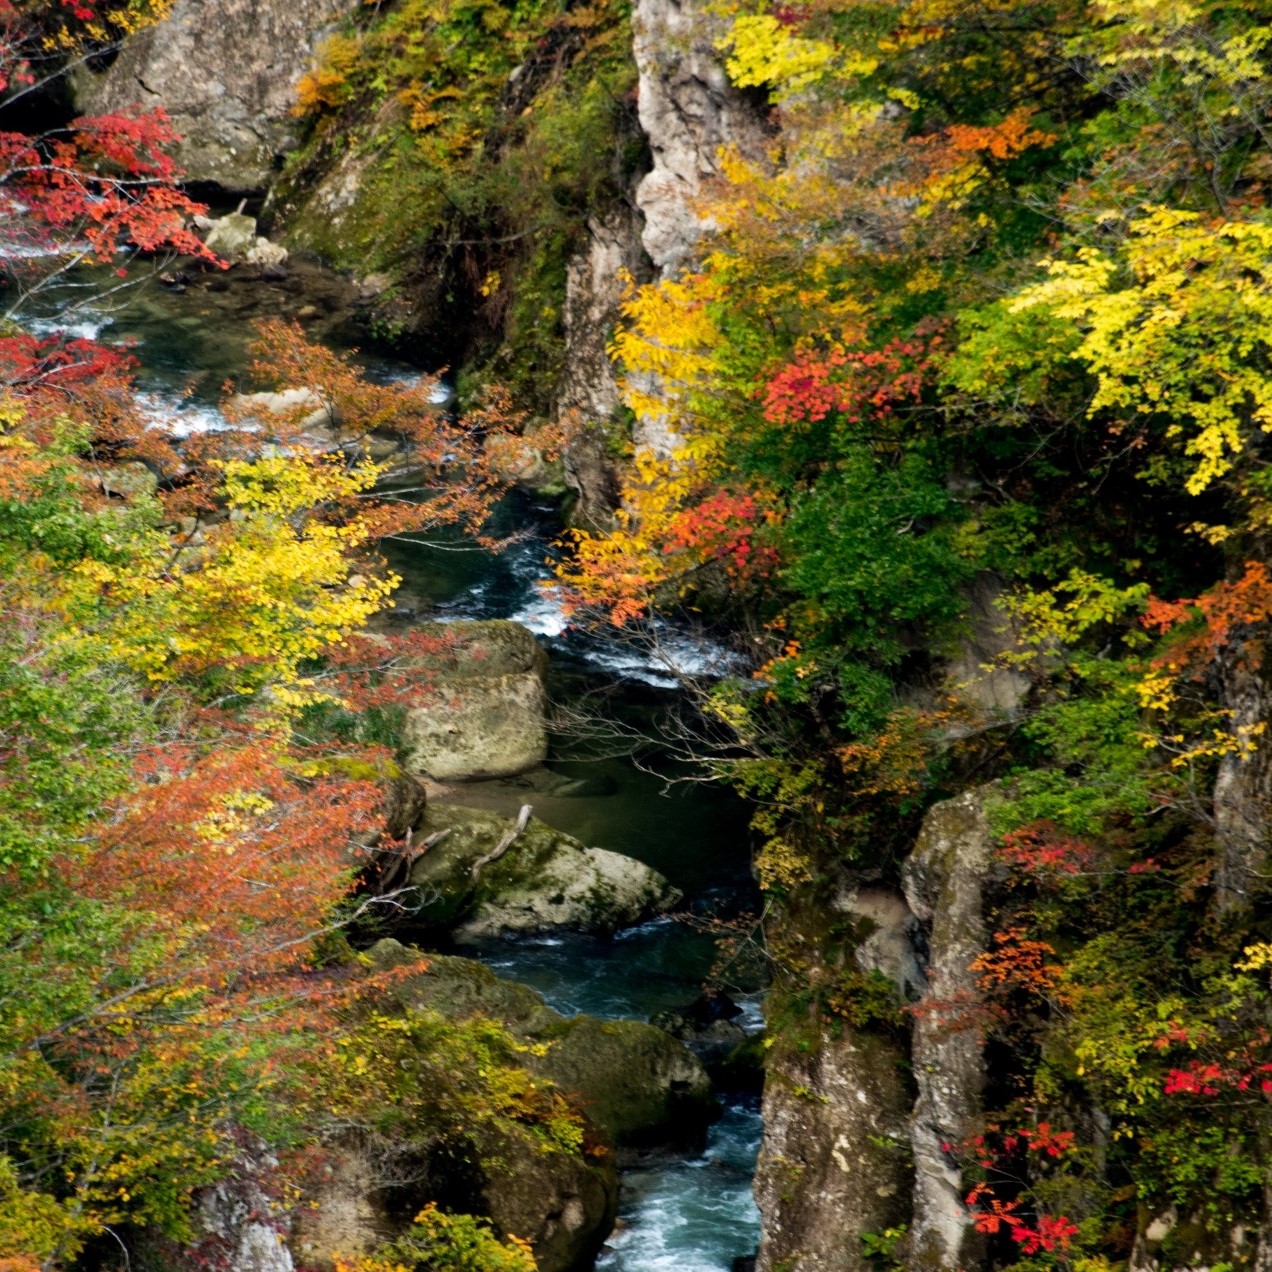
<box><xmin>596</xmin><ymin>1102</ymin><xmax>763</xmax><ymax>1272</ymax></box>
<box><xmin>508</xmin><ymin>583</ymin><xmax>571</xmax><ymax>638</ymax></box>
<box><xmin>614</xmin><ymin>916</ymin><xmax>677</xmax><ymax>942</ymax></box>
<box><xmin>25</xmin><ymin>313</ymin><xmax>113</xmax><ymax>341</ymax></box>
<box><xmin>134</xmin><ymin>391</ymin><xmax>229</xmax><ymax>437</ymax></box>
<box><xmin>736</xmin><ymin>994</ymin><xmax>766</xmax><ymax>1035</ymax></box>
<box><xmin>572</xmin><ymin>623</ymin><xmax>744</xmax><ymax>688</ymax></box>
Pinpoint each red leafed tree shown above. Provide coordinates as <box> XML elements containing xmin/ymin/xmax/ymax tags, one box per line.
<box><xmin>0</xmin><ymin>0</ymin><xmax>216</xmax><ymax>324</ymax></box>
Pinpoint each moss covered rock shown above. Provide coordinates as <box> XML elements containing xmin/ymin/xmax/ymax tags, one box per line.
<box><xmin>532</xmin><ymin>1014</ymin><xmax>718</xmax><ymax>1152</ymax></box>
<box><xmin>408</xmin><ymin>804</ymin><xmax>681</xmax><ymax>940</ymax></box>
<box><xmin>370</xmin><ymin>941</ymin><xmax>717</xmax><ymax>1152</ymax></box>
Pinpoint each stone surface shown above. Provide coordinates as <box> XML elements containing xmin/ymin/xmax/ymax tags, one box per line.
<box><xmin>204</xmin><ymin>212</ymin><xmax>261</xmax><ymax>263</ymax></box>
<box><xmin>382</xmin><ymin>770</ymin><xmax>429</xmax><ymax>842</ymax></box>
<box><xmin>407</xmin><ymin>803</ymin><xmax>682</xmax><ymax>940</ymax></box>
<box><xmin>130</xmin><ymin>1141</ymin><xmax>295</xmax><ymax>1271</ymax></box>
<box><xmin>558</xmin><ymin>209</ymin><xmax>644</xmax><ymax>426</ymax></box>
<box><xmin>945</xmin><ymin>576</ymin><xmax>1030</xmax><ymax>716</ymax></box>
<box><xmin>227</xmin><ymin>387</ymin><xmax>342</xmax><ymax>441</ymax></box>
<box><xmin>478</xmin><ymin>1126</ymin><xmax>619</xmax><ymax>1271</ymax></box>
<box><xmin>754</xmin><ymin>1029</ymin><xmax>912</xmax><ymax>1272</ymax></box>
<box><xmin>292</xmin><ymin>1133</ymin><xmax>614</xmax><ymax>1272</ymax></box>
<box><xmin>247</xmin><ymin>236</ymin><xmax>291</xmax><ymax>271</ymax></box>
<box><xmin>632</xmin><ymin>0</ymin><xmax>767</xmax><ymax>276</ymax></box>
<box><xmin>70</xmin><ymin>0</ymin><xmax>351</xmax><ymax>191</ymax></box>
<box><xmin>901</xmin><ymin>788</ymin><xmax>996</xmax><ymax>1272</ymax></box>
<box><xmin>399</xmin><ymin>621</ymin><xmax>549</xmax><ymax>783</ymax></box>
<box><xmin>290</xmin><ymin>1149</ymin><xmax>389</xmax><ymax>1270</ymax></box>
<box><xmin>555</xmin><ymin>207</ymin><xmax>649</xmax><ymax>528</ymax></box>
<box><xmin>628</xmin><ymin>0</ymin><xmax>769</xmax><ymax>464</ymax></box>
<box><xmin>535</xmin><ymin>1012</ymin><xmax>718</xmax><ymax>1151</ymax></box>
<box><xmin>371</xmin><ymin>942</ymin><xmax>717</xmax><ymax>1151</ymax></box>
<box><xmin>651</xmin><ymin>989</ymin><xmax>749</xmax><ymax>1071</ymax></box>
<box><xmin>97</xmin><ymin>460</ymin><xmax>159</xmax><ymax>500</ymax></box>
<box><xmin>833</xmin><ymin>883</ymin><xmax>926</xmax><ymax>1001</ymax></box>
<box><xmin>273</xmin><ymin>101</ymin><xmax>394</xmax><ymax>265</ymax></box>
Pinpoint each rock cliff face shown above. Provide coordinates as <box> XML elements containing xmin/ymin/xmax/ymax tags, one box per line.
<box><xmin>555</xmin><ymin>206</ymin><xmax>650</xmax><ymax>528</ymax></box>
<box><xmin>752</xmin><ymin>789</ymin><xmax>998</xmax><ymax>1272</ymax></box>
<box><xmin>71</xmin><ymin>0</ymin><xmax>351</xmax><ymax>191</ymax></box>
<box><xmin>901</xmin><ymin>790</ymin><xmax>994</xmax><ymax>1272</ymax></box>
<box><xmin>626</xmin><ymin>0</ymin><xmax>769</xmax><ymax>462</ymax></box>
<box><xmin>632</xmin><ymin>0</ymin><xmax>767</xmax><ymax>276</ymax></box>
<box><xmin>755</xmin><ymin>1028</ymin><xmax>912</xmax><ymax>1272</ymax></box>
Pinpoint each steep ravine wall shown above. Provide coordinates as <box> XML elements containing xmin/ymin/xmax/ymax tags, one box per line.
<box><xmin>627</xmin><ymin>0</ymin><xmax>768</xmax><ymax>462</ymax></box>
<box><xmin>754</xmin><ymin>792</ymin><xmax>997</xmax><ymax>1272</ymax></box>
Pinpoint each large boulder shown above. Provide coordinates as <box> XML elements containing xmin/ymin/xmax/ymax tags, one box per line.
<box><xmin>474</xmin><ymin>1127</ymin><xmax>618</xmax><ymax>1272</ymax></box>
<box><xmin>291</xmin><ymin>1134</ymin><xmax>613</xmax><ymax>1272</ymax></box>
<box><xmin>203</xmin><ymin>212</ymin><xmax>260</xmax><ymax>263</ymax></box>
<box><xmin>293</xmin><ymin>947</ymin><xmax>627</xmax><ymax>1272</ymax></box>
<box><xmin>70</xmin><ymin>0</ymin><xmax>352</xmax><ymax>192</ymax></box>
<box><xmin>400</xmin><ymin>621</ymin><xmax>549</xmax><ymax>782</ymax></box>
<box><xmin>407</xmin><ymin>804</ymin><xmax>682</xmax><ymax>941</ymax></box>
<box><xmin>533</xmin><ymin>1013</ymin><xmax>718</xmax><ymax>1152</ymax></box>
<box><xmin>372</xmin><ymin>942</ymin><xmax>718</xmax><ymax>1152</ymax></box>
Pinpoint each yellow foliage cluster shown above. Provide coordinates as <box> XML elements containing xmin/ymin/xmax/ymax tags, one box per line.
<box><xmin>719</xmin><ymin>14</ymin><xmax>842</xmax><ymax>97</ymax></box>
<box><xmin>51</xmin><ymin>455</ymin><xmax>393</xmax><ymax>700</ymax></box>
<box><xmin>294</xmin><ymin>33</ymin><xmax>364</xmax><ymax>114</ymax></box>
<box><xmin>1015</xmin><ymin>209</ymin><xmax>1272</xmax><ymax>493</ymax></box>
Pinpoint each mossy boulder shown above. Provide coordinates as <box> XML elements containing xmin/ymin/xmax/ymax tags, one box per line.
<box><xmin>399</xmin><ymin>621</ymin><xmax>549</xmax><ymax>782</ymax></box>
<box><xmin>289</xmin><ymin>1116</ymin><xmax>615</xmax><ymax>1272</ymax></box>
<box><xmin>203</xmin><ymin>212</ymin><xmax>261</xmax><ymax>263</ymax></box>
<box><xmin>472</xmin><ymin>1126</ymin><xmax>618</xmax><ymax>1272</ymax></box>
<box><xmin>532</xmin><ymin>1014</ymin><xmax>718</xmax><ymax>1152</ymax></box>
<box><xmin>407</xmin><ymin>804</ymin><xmax>681</xmax><ymax>940</ymax></box>
<box><xmin>370</xmin><ymin>941</ymin><xmax>717</xmax><ymax>1152</ymax></box>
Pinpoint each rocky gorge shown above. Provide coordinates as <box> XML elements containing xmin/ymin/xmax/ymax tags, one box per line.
<box><xmin>16</xmin><ymin>0</ymin><xmax>1272</xmax><ymax>1265</ymax></box>
<box><xmin>55</xmin><ymin>1</ymin><xmax>987</xmax><ymax>1266</ymax></box>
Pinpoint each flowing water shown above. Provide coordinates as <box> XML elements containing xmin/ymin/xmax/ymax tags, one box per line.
<box><xmin>29</xmin><ymin>273</ymin><xmax>764</xmax><ymax>1271</ymax></box>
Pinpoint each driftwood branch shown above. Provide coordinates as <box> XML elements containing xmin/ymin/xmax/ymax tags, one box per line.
<box><xmin>470</xmin><ymin>804</ymin><xmax>532</xmax><ymax>882</ymax></box>
<box><xmin>372</xmin><ymin>827</ymin><xmax>451</xmax><ymax>897</ymax></box>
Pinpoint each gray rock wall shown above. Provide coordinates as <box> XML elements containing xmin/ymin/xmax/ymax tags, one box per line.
<box><xmin>556</xmin><ymin>207</ymin><xmax>649</xmax><ymax>528</ymax></box>
<box><xmin>755</xmin><ymin>1029</ymin><xmax>912</xmax><ymax>1272</ymax></box>
<box><xmin>901</xmin><ymin>789</ymin><xmax>995</xmax><ymax>1272</ymax></box>
<box><xmin>72</xmin><ymin>0</ymin><xmax>352</xmax><ymax>191</ymax></box>
<box><xmin>626</xmin><ymin>0</ymin><xmax>768</xmax><ymax>463</ymax></box>
<box><xmin>632</xmin><ymin>0</ymin><xmax>767</xmax><ymax>276</ymax></box>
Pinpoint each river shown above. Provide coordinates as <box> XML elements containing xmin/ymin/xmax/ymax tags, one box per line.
<box><xmin>28</xmin><ymin>266</ymin><xmax>765</xmax><ymax>1272</ymax></box>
